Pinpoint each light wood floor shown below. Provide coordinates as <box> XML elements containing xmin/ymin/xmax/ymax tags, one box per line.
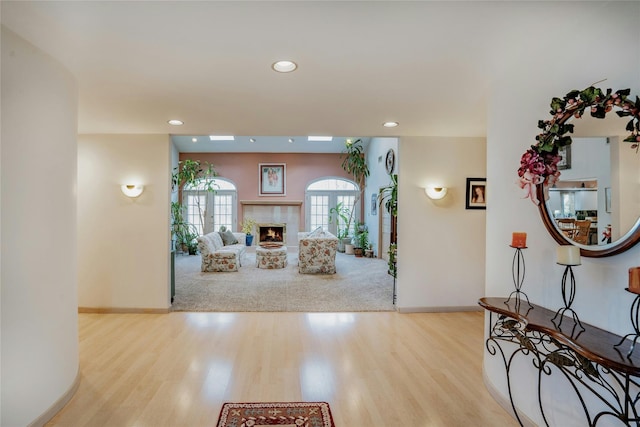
<box><xmin>46</xmin><ymin>311</ymin><xmax>518</xmax><ymax>426</ymax></box>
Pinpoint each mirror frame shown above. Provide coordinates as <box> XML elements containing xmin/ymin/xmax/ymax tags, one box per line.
<box><xmin>536</xmin><ymin>184</ymin><xmax>640</xmax><ymax>257</ymax></box>
<box><xmin>518</xmin><ymin>86</ymin><xmax>640</xmax><ymax>257</ymax></box>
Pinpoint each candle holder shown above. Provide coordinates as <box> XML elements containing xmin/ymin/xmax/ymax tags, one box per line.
<box><xmin>551</xmin><ymin>264</ymin><xmax>585</xmax><ymax>334</ymax></box>
<box><xmin>614</xmin><ymin>288</ymin><xmax>640</xmax><ymax>359</ymax></box>
<box><xmin>505</xmin><ymin>245</ymin><xmax>533</xmax><ymax>309</ymax></box>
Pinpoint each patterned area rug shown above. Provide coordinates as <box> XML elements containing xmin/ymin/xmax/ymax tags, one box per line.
<box><xmin>216</xmin><ymin>402</ymin><xmax>335</xmax><ymax>427</ymax></box>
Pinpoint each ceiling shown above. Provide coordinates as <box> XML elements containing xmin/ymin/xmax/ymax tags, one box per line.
<box><xmin>2</xmin><ymin>1</ymin><xmax>637</xmax><ymax>153</ymax></box>
<box><xmin>172</xmin><ymin>135</ymin><xmax>371</xmax><ymax>153</ymax></box>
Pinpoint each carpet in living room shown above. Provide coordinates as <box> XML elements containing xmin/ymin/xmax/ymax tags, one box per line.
<box><xmin>171</xmin><ymin>250</ymin><xmax>395</xmax><ymax>312</ymax></box>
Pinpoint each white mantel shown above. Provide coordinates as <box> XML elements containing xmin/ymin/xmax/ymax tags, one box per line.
<box><xmin>240</xmin><ymin>200</ymin><xmax>303</xmax><ymax>206</ymax></box>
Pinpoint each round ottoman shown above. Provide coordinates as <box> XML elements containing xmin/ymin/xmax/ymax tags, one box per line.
<box><xmin>255</xmin><ymin>246</ymin><xmax>288</xmax><ymax>269</ymax></box>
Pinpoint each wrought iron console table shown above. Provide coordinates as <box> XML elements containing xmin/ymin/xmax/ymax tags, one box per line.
<box><xmin>479</xmin><ymin>297</ymin><xmax>640</xmax><ymax>427</ymax></box>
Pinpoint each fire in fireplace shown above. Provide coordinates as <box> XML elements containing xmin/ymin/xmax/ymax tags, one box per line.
<box><xmin>257</xmin><ymin>223</ymin><xmax>286</xmax><ymax>245</ymax></box>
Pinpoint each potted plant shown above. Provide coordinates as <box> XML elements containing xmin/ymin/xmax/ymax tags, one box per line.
<box><xmin>340</xmin><ymin>138</ymin><xmax>370</xmax><ymax>236</ymax></box>
<box><xmin>183</xmin><ymin>229</ymin><xmax>200</xmax><ymax>255</ymax></box>
<box><xmin>388</xmin><ymin>243</ymin><xmax>397</xmax><ymax>278</ymax></box>
<box><xmin>365</xmin><ymin>242</ymin><xmax>374</xmax><ymax>258</ymax></box>
<box><xmin>379</xmin><ymin>173</ymin><xmax>398</xmax><ymax>273</ymax></box>
<box><xmin>329</xmin><ymin>201</ymin><xmax>351</xmax><ymax>252</ymax></box>
<box><xmin>241</xmin><ymin>217</ymin><xmax>257</xmax><ymax>246</ymax></box>
<box><xmin>171</xmin><ymin>159</ymin><xmax>218</xmax><ymax>246</ymax></box>
<box><xmin>378</xmin><ymin>173</ymin><xmax>398</xmax><ymax>217</ymax></box>
<box><xmin>174</xmin><ymin>221</ymin><xmax>200</xmax><ymax>255</ymax></box>
<box><xmin>353</xmin><ymin>226</ymin><xmax>368</xmax><ymax>258</ymax></box>
<box><xmin>171</xmin><ymin>201</ymin><xmax>188</xmax><ymax>252</ymax></box>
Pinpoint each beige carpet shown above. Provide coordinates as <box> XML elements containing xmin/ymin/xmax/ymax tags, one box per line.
<box><xmin>172</xmin><ymin>249</ymin><xmax>395</xmax><ymax>312</ymax></box>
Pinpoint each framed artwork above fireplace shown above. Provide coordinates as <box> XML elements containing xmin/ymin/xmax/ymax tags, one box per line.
<box><xmin>259</xmin><ymin>163</ymin><xmax>286</xmax><ymax>196</ymax></box>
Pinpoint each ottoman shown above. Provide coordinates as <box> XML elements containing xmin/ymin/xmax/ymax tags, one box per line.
<box><xmin>255</xmin><ymin>246</ymin><xmax>288</xmax><ymax>269</ymax></box>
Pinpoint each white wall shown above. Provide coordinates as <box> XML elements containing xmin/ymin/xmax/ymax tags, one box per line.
<box><xmin>1</xmin><ymin>27</ymin><xmax>79</xmax><ymax>426</ymax></box>
<box><xmin>397</xmin><ymin>137</ymin><xmax>486</xmax><ymax>311</ymax></box>
<box><xmin>484</xmin><ymin>2</ymin><xmax>640</xmax><ymax>424</ymax></box>
<box><xmin>78</xmin><ymin>134</ymin><xmax>171</xmax><ymax>310</ymax></box>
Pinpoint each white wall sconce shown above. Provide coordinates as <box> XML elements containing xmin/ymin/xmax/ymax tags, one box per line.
<box><xmin>425</xmin><ymin>186</ymin><xmax>448</xmax><ymax>200</ymax></box>
<box><xmin>121</xmin><ymin>184</ymin><xmax>144</xmax><ymax>198</ymax></box>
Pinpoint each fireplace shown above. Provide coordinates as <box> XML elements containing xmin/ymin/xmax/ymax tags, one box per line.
<box><xmin>257</xmin><ymin>223</ymin><xmax>286</xmax><ymax>245</ymax></box>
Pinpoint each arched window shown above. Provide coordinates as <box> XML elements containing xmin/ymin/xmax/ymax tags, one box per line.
<box><xmin>183</xmin><ymin>178</ymin><xmax>237</xmax><ymax>234</ymax></box>
<box><xmin>305</xmin><ymin>177</ymin><xmax>359</xmax><ymax>238</ymax></box>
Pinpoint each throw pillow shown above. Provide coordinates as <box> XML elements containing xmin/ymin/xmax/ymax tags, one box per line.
<box><xmin>219</xmin><ymin>229</ymin><xmax>238</xmax><ymax>246</ymax></box>
<box><xmin>308</xmin><ymin>226</ymin><xmax>323</xmax><ymax>237</ymax></box>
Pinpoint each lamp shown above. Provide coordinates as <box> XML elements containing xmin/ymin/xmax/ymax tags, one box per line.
<box><xmin>425</xmin><ymin>187</ymin><xmax>448</xmax><ymax>200</ymax></box>
<box><xmin>121</xmin><ymin>184</ymin><xmax>144</xmax><ymax>198</ymax></box>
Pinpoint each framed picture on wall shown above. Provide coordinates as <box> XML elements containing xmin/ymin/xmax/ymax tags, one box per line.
<box><xmin>259</xmin><ymin>163</ymin><xmax>286</xmax><ymax>196</ymax></box>
<box><xmin>465</xmin><ymin>178</ymin><xmax>487</xmax><ymax>210</ymax></box>
<box><xmin>557</xmin><ymin>145</ymin><xmax>572</xmax><ymax>170</ymax></box>
<box><xmin>371</xmin><ymin>193</ymin><xmax>378</xmax><ymax>216</ymax></box>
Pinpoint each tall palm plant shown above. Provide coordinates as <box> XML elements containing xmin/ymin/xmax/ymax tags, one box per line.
<box><xmin>340</xmin><ymin>139</ymin><xmax>369</xmax><ymax>238</ymax></box>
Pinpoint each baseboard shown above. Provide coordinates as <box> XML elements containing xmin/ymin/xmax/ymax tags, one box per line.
<box><xmin>78</xmin><ymin>307</ymin><xmax>169</xmax><ymax>314</ymax></box>
<box><xmin>28</xmin><ymin>368</ymin><xmax>81</xmax><ymax>427</ymax></box>
<box><xmin>482</xmin><ymin>367</ymin><xmax>537</xmax><ymax>427</ymax></box>
<box><xmin>396</xmin><ymin>305</ymin><xmax>482</xmax><ymax>313</ymax></box>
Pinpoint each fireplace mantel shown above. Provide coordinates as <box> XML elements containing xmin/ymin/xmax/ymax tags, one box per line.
<box><xmin>241</xmin><ymin>201</ymin><xmax>302</xmax><ymax>246</ymax></box>
<box><xmin>240</xmin><ymin>200</ymin><xmax>303</xmax><ymax>206</ymax></box>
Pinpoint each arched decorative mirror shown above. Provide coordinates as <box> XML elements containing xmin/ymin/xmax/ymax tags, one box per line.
<box><xmin>518</xmin><ymin>86</ymin><xmax>640</xmax><ymax>257</ymax></box>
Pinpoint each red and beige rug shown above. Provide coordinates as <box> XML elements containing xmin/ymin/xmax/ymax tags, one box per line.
<box><xmin>216</xmin><ymin>402</ymin><xmax>335</xmax><ymax>427</ymax></box>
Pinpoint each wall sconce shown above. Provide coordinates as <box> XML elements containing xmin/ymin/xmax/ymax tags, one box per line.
<box><xmin>425</xmin><ymin>186</ymin><xmax>448</xmax><ymax>200</ymax></box>
<box><xmin>121</xmin><ymin>184</ymin><xmax>144</xmax><ymax>198</ymax></box>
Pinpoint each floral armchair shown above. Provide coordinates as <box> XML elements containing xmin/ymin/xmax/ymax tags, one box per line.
<box><xmin>197</xmin><ymin>231</ymin><xmax>246</xmax><ymax>272</ymax></box>
<box><xmin>297</xmin><ymin>229</ymin><xmax>338</xmax><ymax>274</ymax></box>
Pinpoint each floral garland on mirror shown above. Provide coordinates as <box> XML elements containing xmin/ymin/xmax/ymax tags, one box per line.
<box><xmin>518</xmin><ymin>86</ymin><xmax>639</xmax><ymax>204</ymax></box>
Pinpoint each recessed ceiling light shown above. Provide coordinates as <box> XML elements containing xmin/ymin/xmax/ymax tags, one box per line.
<box><xmin>272</xmin><ymin>60</ymin><xmax>298</xmax><ymax>73</ymax></box>
<box><xmin>209</xmin><ymin>135</ymin><xmax>235</xmax><ymax>141</ymax></box>
<box><xmin>308</xmin><ymin>136</ymin><xmax>333</xmax><ymax>142</ymax></box>
<box><xmin>192</xmin><ymin>137</ymin><xmax>198</xmax><ymax>143</ymax></box>
<box><xmin>288</xmin><ymin>138</ymin><xmax>294</xmax><ymax>143</ymax></box>
<box><xmin>168</xmin><ymin>119</ymin><xmax>184</xmax><ymax>126</ymax></box>
<box><xmin>249</xmin><ymin>138</ymin><xmax>256</xmax><ymax>143</ymax></box>
<box><xmin>383</xmin><ymin>121</ymin><xmax>399</xmax><ymax>128</ymax></box>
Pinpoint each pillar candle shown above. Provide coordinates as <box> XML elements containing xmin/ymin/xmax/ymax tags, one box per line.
<box><xmin>556</xmin><ymin>245</ymin><xmax>581</xmax><ymax>266</ymax></box>
<box><xmin>511</xmin><ymin>232</ymin><xmax>527</xmax><ymax>248</ymax></box>
<box><xmin>629</xmin><ymin>267</ymin><xmax>640</xmax><ymax>292</ymax></box>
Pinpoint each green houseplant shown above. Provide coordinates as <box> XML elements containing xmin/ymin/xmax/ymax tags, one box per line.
<box><xmin>378</xmin><ymin>173</ymin><xmax>398</xmax><ymax>217</ymax></box>
<box><xmin>379</xmin><ymin>173</ymin><xmax>398</xmax><ymax>275</ymax></box>
<box><xmin>241</xmin><ymin>217</ymin><xmax>257</xmax><ymax>246</ymax></box>
<box><xmin>171</xmin><ymin>202</ymin><xmax>199</xmax><ymax>255</ymax></box>
<box><xmin>387</xmin><ymin>243</ymin><xmax>397</xmax><ymax>278</ymax></box>
<box><xmin>340</xmin><ymin>138</ymin><xmax>370</xmax><ymax>238</ymax></box>
<box><xmin>171</xmin><ymin>159</ymin><xmax>218</xmax><ymax>251</ymax></box>
<box><xmin>183</xmin><ymin>228</ymin><xmax>200</xmax><ymax>255</ymax></box>
<box><xmin>353</xmin><ymin>225</ymin><xmax>368</xmax><ymax>257</ymax></box>
<box><xmin>328</xmin><ymin>201</ymin><xmax>350</xmax><ymax>252</ymax></box>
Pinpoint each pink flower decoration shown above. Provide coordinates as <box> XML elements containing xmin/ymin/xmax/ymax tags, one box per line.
<box><xmin>518</xmin><ymin>171</ymin><xmax>543</xmax><ymax>205</ymax></box>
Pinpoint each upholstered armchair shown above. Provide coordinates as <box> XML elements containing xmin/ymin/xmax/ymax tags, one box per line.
<box><xmin>197</xmin><ymin>231</ymin><xmax>246</xmax><ymax>272</ymax></box>
<box><xmin>297</xmin><ymin>230</ymin><xmax>338</xmax><ymax>274</ymax></box>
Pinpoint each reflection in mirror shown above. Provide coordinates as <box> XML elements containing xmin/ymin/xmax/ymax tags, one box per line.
<box><xmin>544</xmin><ymin>133</ymin><xmax>640</xmax><ymax>249</ymax></box>
<box><xmin>548</xmin><ymin>176</ymin><xmax>599</xmax><ymax>245</ymax></box>
<box><xmin>524</xmin><ymin>86</ymin><xmax>640</xmax><ymax>257</ymax></box>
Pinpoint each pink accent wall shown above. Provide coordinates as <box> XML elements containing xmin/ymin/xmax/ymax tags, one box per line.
<box><xmin>179</xmin><ymin>152</ymin><xmax>357</xmax><ymax>228</ymax></box>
